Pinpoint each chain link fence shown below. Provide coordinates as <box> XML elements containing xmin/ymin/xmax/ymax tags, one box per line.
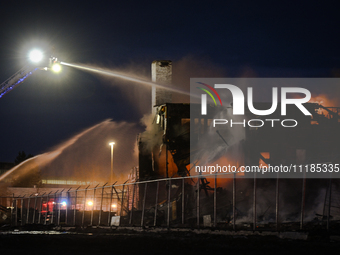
<box><xmin>1</xmin><ymin>174</ymin><xmax>339</xmax><ymax>231</ymax></box>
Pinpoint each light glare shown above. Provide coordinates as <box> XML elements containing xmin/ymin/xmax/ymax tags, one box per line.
<box><xmin>29</xmin><ymin>50</ymin><xmax>43</xmax><ymax>63</ymax></box>
<box><xmin>52</xmin><ymin>63</ymin><xmax>62</xmax><ymax>72</ymax></box>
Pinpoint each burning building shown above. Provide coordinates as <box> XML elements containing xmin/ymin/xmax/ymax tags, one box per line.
<box><xmin>1</xmin><ymin>60</ymin><xmax>340</xmax><ymax>230</ymax></box>
<box><xmin>135</xmin><ymin>65</ymin><xmax>340</xmax><ymax>229</ymax></box>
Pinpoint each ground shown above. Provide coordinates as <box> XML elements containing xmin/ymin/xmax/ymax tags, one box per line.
<box><xmin>0</xmin><ymin>228</ymin><xmax>340</xmax><ymax>255</ymax></box>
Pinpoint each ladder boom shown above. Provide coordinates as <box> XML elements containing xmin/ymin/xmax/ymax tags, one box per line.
<box><xmin>0</xmin><ymin>66</ymin><xmax>37</xmax><ymax>98</ymax></box>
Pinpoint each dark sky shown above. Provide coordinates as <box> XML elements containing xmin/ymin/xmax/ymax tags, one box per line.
<box><xmin>0</xmin><ymin>1</ymin><xmax>339</xmax><ymax>162</ymax></box>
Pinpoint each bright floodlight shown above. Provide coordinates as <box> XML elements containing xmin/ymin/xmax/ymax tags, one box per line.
<box><xmin>29</xmin><ymin>49</ymin><xmax>43</xmax><ymax>63</ymax></box>
<box><xmin>87</xmin><ymin>201</ymin><xmax>93</xmax><ymax>206</ymax></box>
<box><xmin>109</xmin><ymin>142</ymin><xmax>115</xmax><ymax>146</ymax></box>
<box><xmin>52</xmin><ymin>63</ymin><xmax>62</xmax><ymax>72</ymax></box>
<box><xmin>112</xmin><ymin>204</ymin><xmax>117</xmax><ymax>208</ymax></box>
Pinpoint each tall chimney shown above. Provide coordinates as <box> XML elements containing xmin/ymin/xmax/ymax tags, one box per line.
<box><xmin>151</xmin><ymin>60</ymin><xmax>172</xmax><ymax>113</ymax></box>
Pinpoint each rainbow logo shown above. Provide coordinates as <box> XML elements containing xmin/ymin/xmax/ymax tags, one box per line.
<box><xmin>196</xmin><ymin>82</ymin><xmax>222</xmax><ymax>106</ymax></box>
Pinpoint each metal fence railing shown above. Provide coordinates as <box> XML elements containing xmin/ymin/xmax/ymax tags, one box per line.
<box><xmin>0</xmin><ymin>173</ymin><xmax>339</xmax><ymax>231</ymax></box>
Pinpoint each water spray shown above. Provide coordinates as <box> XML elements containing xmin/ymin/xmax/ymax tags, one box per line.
<box><xmin>0</xmin><ymin>48</ymin><xmax>194</xmax><ymax>99</ymax></box>
<box><xmin>60</xmin><ymin>61</ymin><xmax>191</xmax><ymax>97</ymax></box>
<box><xmin>0</xmin><ymin>119</ymin><xmax>112</xmax><ymax>182</ymax></box>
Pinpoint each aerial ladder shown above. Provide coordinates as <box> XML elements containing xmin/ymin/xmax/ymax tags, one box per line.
<box><xmin>0</xmin><ymin>55</ymin><xmax>59</xmax><ymax>98</ymax></box>
<box><xmin>0</xmin><ymin>66</ymin><xmax>37</xmax><ymax>98</ymax></box>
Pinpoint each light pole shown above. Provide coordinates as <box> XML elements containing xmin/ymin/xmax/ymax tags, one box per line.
<box><xmin>109</xmin><ymin>142</ymin><xmax>115</xmax><ymax>183</ymax></box>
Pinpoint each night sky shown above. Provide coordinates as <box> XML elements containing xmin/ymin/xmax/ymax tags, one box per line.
<box><xmin>0</xmin><ymin>1</ymin><xmax>339</xmax><ymax>163</ymax></box>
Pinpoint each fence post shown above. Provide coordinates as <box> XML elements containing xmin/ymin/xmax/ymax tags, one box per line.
<box><xmin>253</xmin><ymin>172</ymin><xmax>256</xmax><ymax>231</ymax></box>
<box><xmin>327</xmin><ymin>177</ymin><xmax>332</xmax><ymax>231</ymax></box>
<box><xmin>300</xmin><ymin>171</ymin><xmax>306</xmax><ymax>230</ymax></box>
<box><xmin>57</xmin><ymin>189</ymin><xmax>64</xmax><ymax>226</ymax></box>
<box><xmin>181</xmin><ymin>178</ymin><xmax>185</xmax><ymax>225</ymax></box>
<box><xmin>74</xmin><ymin>186</ymin><xmax>80</xmax><ymax>226</ymax></box>
<box><xmin>26</xmin><ymin>194</ymin><xmax>32</xmax><ymax>224</ymax></box>
<box><xmin>276</xmin><ymin>173</ymin><xmax>280</xmax><ymax>232</ymax></box>
<box><xmin>11</xmin><ymin>194</ymin><xmax>14</xmax><ymax>226</ymax></box>
<box><xmin>38</xmin><ymin>193</ymin><xmax>45</xmax><ymax>224</ymax></box>
<box><xmin>11</xmin><ymin>194</ymin><xmax>14</xmax><ymax>225</ymax></box>
<box><xmin>65</xmin><ymin>188</ymin><xmax>72</xmax><ymax>225</ymax></box>
<box><xmin>51</xmin><ymin>190</ymin><xmax>59</xmax><ymax>224</ymax></box>
<box><xmin>91</xmin><ymin>184</ymin><xmax>99</xmax><ymax>226</ymax></box>
<box><xmin>33</xmin><ymin>194</ymin><xmax>38</xmax><ymax>224</ymax></box>
<box><xmin>126</xmin><ymin>184</ymin><xmax>130</xmax><ymax>223</ymax></box>
<box><xmin>120</xmin><ymin>184</ymin><xmax>126</xmax><ymax>220</ymax></box>
<box><xmin>129</xmin><ymin>182</ymin><xmax>136</xmax><ymax>225</ymax></box>
<box><xmin>167</xmin><ymin>178</ymin><xmax>171</xmax><ymax>228</ymax></box>
<box><xmin>82</xmin><ymin>185</ymin><xmax>90</xmax><ymax>228</ymax></box>
<box><xmin>120</xmin><ymin>183</ymin><xmax>127</xmax><ymax>227</ymax></box>
<box><xmin>20</xmin><ymin>195</ymin><xmax>25</xmax><ymax>226</ymax></box>
<box><xmin>141</xmin><ymin>182</ymin><xmax>148</xmax><ymax>227</ymax></box>
<box><xmin>108</xmin><ymin>181</ymin><xmax>119</xmax><ymax>227</ymax></box>
<box><xmin>44</xmin><ymin>192</ymin><xmax>52</xmax><ymax>225</ymax></box>
<box><xmin>233</xmin><ymin>172</ymin><xmax>236</xmax><ymax>231</ymax></box>
<box><xmin>197</xmin><ymin>177</ymin><xmax>200</xmax><ymax>228</ymax></box>
<box><xmin>154</xmin><ymin>181</ymin><xmax>159</xmax><ymax>226</ymax></box>
<box><xmin>15</xmin><ymin>198</ymin><xmax>18</xmax><ymax>226</ymax></box>
<box><xmin>98</xmin><ymin>183</ymin><xmax>107</xmax><ymax>226</ymax></box>
<box><xmin>108</xmin><ymin>184</ymin><xmax>114</xmax><ymax>226</ymax></box>
<box><xmin>214</xmin><ymin>173</ymin><xmax>217</xmax><ymax>227</ymax></box>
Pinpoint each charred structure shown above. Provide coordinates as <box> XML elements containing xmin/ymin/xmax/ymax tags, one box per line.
<box><xmin>136</xmin><ymin>63</ymin><xmax>340</xmax><ymax>229</ymax></box>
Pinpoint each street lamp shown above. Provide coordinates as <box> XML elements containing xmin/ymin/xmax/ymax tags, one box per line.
<box><xmin>109</xmin><ymin>142</ymin><xmax>115</xmax><ymax>183</ymax></box>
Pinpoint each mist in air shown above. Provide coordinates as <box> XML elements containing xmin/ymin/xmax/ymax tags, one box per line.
<box><xmin>1</xmin><ymin>120</ymin><xmax>142</xmax><ymax>185</ymax></box>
